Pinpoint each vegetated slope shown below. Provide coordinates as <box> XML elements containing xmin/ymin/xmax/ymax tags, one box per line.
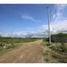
<box><xmin>51</xmin><ymin>33</ymin><xmax>67</xmax><ymax>42</ymax></box>
<box><xmin>43</xmin><ymin>39</ymin><xmax>67</xmax><ymax>63</ymax></box>
<box><xmin>0</xmin><ymin>37</ymin><xmax>40</xmax><ymax>43</ymax></box>
<box><xmin>0</xmin><ymin>37</ymin><xmax>41</xmax><ymax>53</ymax></box>
<box><xmin>0</xmin><ymin>40</ymin><xmax>43</xmax><ymax>63</ymax></box>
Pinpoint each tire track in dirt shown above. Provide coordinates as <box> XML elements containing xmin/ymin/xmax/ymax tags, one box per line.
<box><xmin>0</xmin><ymin>40</ymin><xmax>44</xmax><ymax>63</ymax></box>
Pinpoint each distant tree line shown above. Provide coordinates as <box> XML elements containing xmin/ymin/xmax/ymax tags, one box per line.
<box><xmin>51</xmin><ymin>33</ymin><xmax>67</xmax><ymax>42</ymax></box>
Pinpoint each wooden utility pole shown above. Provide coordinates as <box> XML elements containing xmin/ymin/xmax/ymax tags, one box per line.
<box><xmin>47</xmin><ymin>7</ymin><xmax>51</xmax><ymax>45</ymax></box>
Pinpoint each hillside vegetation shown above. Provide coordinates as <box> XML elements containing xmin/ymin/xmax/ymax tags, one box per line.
<box><xmin>43</xmin><ymin>33</ymin><xmax>67</xmax><ymax>63</ymax></box>
<box><xmin>0</xmin><ymin>37</ymin><xmax>40</xmax><ymax>53</ymax></box>
<box><xmin>0</xmin><ymin>37</ymin><xmax>40</xmax><ymax>43</ymax></box>
<box><xmin>51</xmin><ymin>33</ymin><xmax>67</xmax><ymax>42</ymax></box>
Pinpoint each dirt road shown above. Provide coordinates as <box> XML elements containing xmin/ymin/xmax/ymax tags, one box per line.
<box><xmin>0</xmin><ymin>40</ymin><xmax>43</xmax><ymax>63</ymax></box>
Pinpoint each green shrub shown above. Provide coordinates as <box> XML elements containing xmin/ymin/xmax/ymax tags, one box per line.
<box><xmin>46</xmin><ymin>43</ymin><xmax>51</xmax><ymax>46</ymax></box>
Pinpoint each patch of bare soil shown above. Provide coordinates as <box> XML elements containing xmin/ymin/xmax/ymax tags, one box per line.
<box><xmin>0</xmin><ymin>40</ymin><xmax>44</xmax><ymax>63</ymax></box>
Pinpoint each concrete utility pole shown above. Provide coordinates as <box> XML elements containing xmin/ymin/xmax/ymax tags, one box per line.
<box><xmin>47</xmin><ymin>7</ymin><xmax>51</xmax><ymax>45</ymax></box>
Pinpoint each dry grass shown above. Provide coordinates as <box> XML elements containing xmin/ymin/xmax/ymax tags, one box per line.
<box><xmin>43</xmin><ymin>40</ymin><xmax>67</xmax><ymax>63</ymax></box>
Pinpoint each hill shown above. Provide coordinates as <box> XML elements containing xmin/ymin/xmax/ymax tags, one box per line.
<box><xmin>51</xmin><ymin>33</ymin><xmax>67</xmax><ymax>42</ymax></box>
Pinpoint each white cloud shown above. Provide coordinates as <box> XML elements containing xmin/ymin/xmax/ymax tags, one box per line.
<box><xmin>21</xmin><ymin>14</ymin><xmax>41</xmax><ymax>22</ymax></box>
<box><xmin>51</xmin><ymin>20</ymin><xmax>67</xmax><ymax>33</ymax></box>
<box><xmin>40</xmin><ymin>20</ymin><xmax>67</xmax><ymax>36</ymax></box>
<box><xmin>40</xmin><ymin>4</ymin><xmax>67</xmax><ymax>35</ymax></box>
<box><xmin>52</xmin><ymin>4</ymin><xmax>67</xmax><ymax>33</ymax></box>
<box><xmin>22</xmin><ymin>15</ymin><xmax>34</xmax><ymax>21</ymax></box>
<box><xmin>53</xmin><ymin>4</ymin><xmax>67</xmax><ymax>21</ymax></box>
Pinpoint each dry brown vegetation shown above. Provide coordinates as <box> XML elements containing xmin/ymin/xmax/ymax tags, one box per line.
<box><xmin>43</xmin><ymin>40</ymin><xmax>67</xmax><ymax>63</ymax></box>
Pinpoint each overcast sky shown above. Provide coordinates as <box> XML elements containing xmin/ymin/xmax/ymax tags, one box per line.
<box><xmin>0</xmin><ymin>4</ymin><xmax>67</xmax><ymax>37</ymax></box>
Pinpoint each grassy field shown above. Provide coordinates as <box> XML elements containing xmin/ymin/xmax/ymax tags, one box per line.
<box><xmin>0</xmin><ymin>37</ymin><xmax>41</xmax><ymax>43</ymax></box>
<box><xmin>0</xmin><ymin>36</ymin><xmax>67</xmax><ymax>63</ymax></box>
<box><xmin>43</xmin><ymin>39</ymin><xmax>67</xmax><ymax>63</ymax></box>
<box><xmin>0</xmin><ymin>37</ymin><xmax>41</xmax><ymax>54</ymax></box>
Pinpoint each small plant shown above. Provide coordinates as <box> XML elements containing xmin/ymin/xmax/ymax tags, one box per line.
<box><xmin>61</xmin><ymin>42</ymin><xmax>66</xmax><ymax>52</ymax></box>
<box><xmin>11</xmin><ymin>43</ymin><xmax>15</xmax><ymax>48</ymax></box>
<box><xmin>46</xmin><ymin>43</ymin><xmax>51</xmax><ymax>46</ymax></box>
<box><xmin>58</xmin><ymin>59</ymin><xmax>66</xmax><ymax>63</ymax></box>
<box><xmin>44</xmin><ymin>58</ymin><xmax>49</xmax><ymax>62</ymax></box>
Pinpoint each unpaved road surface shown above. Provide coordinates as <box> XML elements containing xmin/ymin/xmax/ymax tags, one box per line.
<box><xmin>0</xmin><ymin>40</ymin><xmax>43</xmax><ymax>63</ymax></box>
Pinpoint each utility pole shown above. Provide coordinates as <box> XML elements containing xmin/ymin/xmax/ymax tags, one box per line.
<box><xmin>47</xmin><ymin>7</ymin><xmax>51</xmax><ymax>45</ymax></box>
